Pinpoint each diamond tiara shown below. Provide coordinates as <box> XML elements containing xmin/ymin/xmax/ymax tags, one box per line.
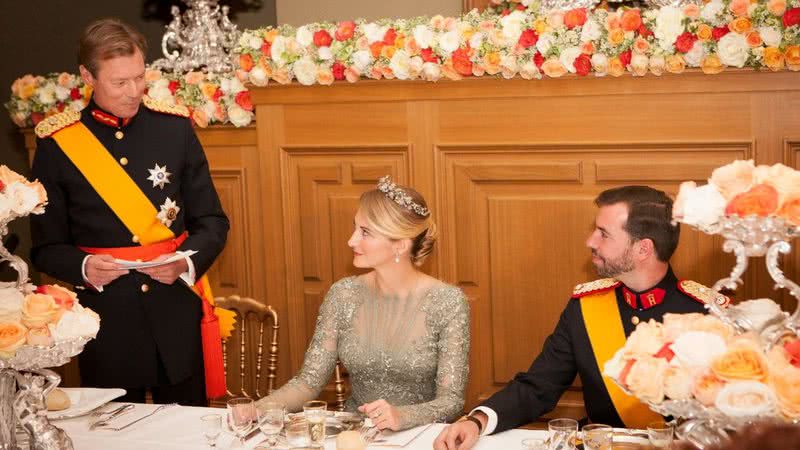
<box><xmin>376</xmin><ymin>175</ymin><xmax>430</xmax><ymax>217</ymax></box>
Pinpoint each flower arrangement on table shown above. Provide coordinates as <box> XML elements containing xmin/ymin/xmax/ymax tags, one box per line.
<box><xmin>233</xmin><ymin>0</ymin><xmax>800</xmax><ymax>86</ymax></box>
<box><xmin>5</xmin><ymin>69</ymin><xmax>255</xmax><ymax>130</ymax></box>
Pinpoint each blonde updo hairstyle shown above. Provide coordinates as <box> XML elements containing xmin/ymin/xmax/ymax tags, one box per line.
<box><xmin>358</xmin><ymin>185</ymin><xmax>437</xmax><ymax>267</ymax></box>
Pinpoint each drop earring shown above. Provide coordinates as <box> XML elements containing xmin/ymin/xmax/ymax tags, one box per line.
<box><xmin>394</xmin><ymin>252</ymin><xmax>400</xmax><ymax>263</ymax></box>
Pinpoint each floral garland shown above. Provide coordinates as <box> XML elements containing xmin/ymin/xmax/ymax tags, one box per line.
<box><xmin>5</xmin><ymin>69</ymin><xmax>255</xmax><ymax>129</ymax></box>
<box><xmin>233</xmin><ymin>0</ymin><xmax>800</xmax><ymax>85</ymax></box>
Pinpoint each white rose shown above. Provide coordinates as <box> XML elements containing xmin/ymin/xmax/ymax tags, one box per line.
<box><xmin>248</xmin><ymin>35</ymin><xmax>262</xmax><ymax>50</ymax></box>
<box><xmin>684</xmin><ymin>40</ymin><xmax>706</xmax><ymax>67</ymax></box>
<box><xmin>758</xmin><ymin>27</ymin><xmax>782</xmax><ymax>48</ymax></box>
<box><xmin>0</xmin><ymin>194</ymin><xmax>11</xmax><ymax>220</ymax></box>
<box><xmin>54</xmin><ymin>85</ymin><xmax>70</xmax><ymax>102</ymax></box>
<box><xmin>731</xmin><ymin>299</ymin><xmax>786</xmax><ymax>332</ymax></box>
<box><xmin>469</xmin><ymin>32</ymin><xmax>484</xmax><ymax>49</ymax></box>
<box><xmin>148</xmin><ymin>79</ymin><xmax>174</xmax><ymax>103</ymax></box>
<box><xmin>701</xmin><ymin>0</ymin><xmax>725</xmax><ymax>25</ymax></box>
<box><xmin>500</xmin><ymin>10</ymin><xmax>525</xmax><ymax>43</ymax></box>
<box><xmin>715</xmin><ymin>381</ymin><xmax>776</xmax><ymax>418</ymax></box>
<box><xmin>421</xmin><ymin>62</ymin><xmax>441</xmax><ymax>81</ymax></box>
<box><xmin>671</xmin><ymin>331</ymin><xmax>727</xmax><ymax>368</ymax></box>
<box><xmin>438</xmin><ymin>30</ymin><xmax>461</xmax><ymax>55</ymax></box>
<box><xmin>292</xmin><ymin>56</ymin><xmax>317</xmax><ymax>86</ymax></box>
<box><xmin>37</xmin><ymin>84</ymin><xmax>56</xmax><ymax>104</ymax></box>
<box><xmin>655</xmin><ymin>6</ymin><xmax>685</xmax><ymax>52</ymax></box>
<box><xmin>0</xmin><ymin>286</ymin><xmax>23</xmax><ymax>322</ymax></box>
<box><xmin>536</xmin><ymin>33</ymin><xmax>555</xmax><ymax>56</ymax></box>
<box><xmin>220</xmin><ymin>77</ymin><xmax>246</xmax><ymax>95</ymax></box>
<box><xmin>69</xmin><ymin>100</ymin><xmax>85</xmax><ymax>112</ymax></box>
<box><xmin>409</xmin><ymin>56</ymin><xmax>424</xmax><ymax>79</ymax></box>
<box><xmin>295</xmin><ymin>26</ymin><xmax>313</xmax><ymax>47</ymax></box>
<box><xmin>227</xmin><ymin>104</ymin><xmax>254</xmax><ymax>127</ymax></box>
<box><xmin>271</xmin><ymin>36</ymin><xmax>288</xmax><ymax>67</ymax></box>
<box><xmin>580</xmin><ymin>19</ymin><xmax>602</xmax><ymax>43</ymax></box>
<box><xmin>718</xmin><ymin>32</ymin><xmax>749</xmax><ymax>68</ymax></box>
<box><xmin>50</xmin><ymin>309</ymin><xmax>100</xmax><ymax>342</ymax></box>
<box><xmin>559</xmin><ymin>46</ymin><xmax>582</xmax><ymax>73</ymax></box>
<box><xmin>521</xmin><ymin>0</ymin><xmax>533</xmax><ymax>5</ymax></box>
<box><xmin>237</xmin><ymin>32</ymin><xmax>252</xmax><ymax>48</ymax></box>
<box><xmin>318</xmin><ymin>46</ymin><xmax>333</xmax><ymax>61</ymax></box>
<box><xmin>363</xmin><ymin>23</ymin><xmax>387</xmax><ymax>44</ymax></box>
<box><xmin>202</xmin><ymin>100</ymin><xmax>217</xmax><ymax>119</ymax></box>
<box><xmin>592</xmin><ymin>53</ymin><xmax>609</xmax><ymax>76</ymax></box>
<box><xmin>500</xmin><ymin>55</ymin><xmax>518</xmax><ymax>79</ymax></box>
<box><xmin>631</xmin><ymin>53</ymin><xmax>649</xmax><ymax>75</ymax></box>
<box><xmin>680</xmin><ymin>183</ymin><xmax>727</xmax><ymax>228</ymax></box>
<box><xmin>248</xmin><ymin>66</ymin><xmax>269</xmax><ymax>87</ymax></box>
<box><xmin>389</xmin><ymin>50</ymin><xmax>412</xmax><ymax>80</ymax></box>
<box><xmin>413</xmin><ymin>25</ymin><xmax>434</xmax><ymax>49</ymax></box>
<box><xmin>519</xmin><ymin>60</ymin><xmax>540</xmax><ymax>79</ymax></box>
<box><xmin>5</xmin><ymin>182</ymin><xmax>41</xmax><ymax>215</ymax></box>
<box><xmin>352</xmin><ymin>50</ymin><xmax>372</xmax><ymax>72</ymax></box>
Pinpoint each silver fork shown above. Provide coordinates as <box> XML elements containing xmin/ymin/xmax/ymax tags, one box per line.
<box><xmin>89</xmin><ymin>404</ymin><xmax>128</xmax><ymax>418</ymax></box>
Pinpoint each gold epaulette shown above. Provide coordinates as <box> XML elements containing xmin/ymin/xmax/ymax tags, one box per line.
<box><xmin>142</xmin><ymin>95</ymin><xmax>189</xmax><ymax>118</ymax></box>
<box><xmin>572</xmin><ymin>278</ymin><xmax>621</xmax><ymax>298</ymax></box>
<box><xmin>34</xmin><ymin>109</ymin><xmax>81</xmax><ymax>138</ymax></box>
<box><xmin>678</xmin><ymin>280</ymin><xmax>731</xmax><ymax>308</ymax></box>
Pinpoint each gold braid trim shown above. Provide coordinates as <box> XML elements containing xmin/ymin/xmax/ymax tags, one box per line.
<box><xmin>142</xmin><ymin>95</ymin><xmax>189</xmax><ymax>118</ymax></box>
<box><xmin>678</xmin><ymin>280</ymin><xmax>731</xmax><ymax>307</ymax></box>
<box><xmin>573</xmin><ymin>278</ymin><xmax>621</xmax><ymax>298</ymax></box>
<box><xmin>34</xmin><ymin>109</ymin><xmax>81</xmax><ymax>138</ymax></box>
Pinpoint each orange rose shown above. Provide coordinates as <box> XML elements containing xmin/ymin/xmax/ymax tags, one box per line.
<box><xmin>344</xmin><ymin>67</ymin><xmax>360</xmax><ymax>83</ymax></box>
<box><xmin>725</xmin><ymin>184</ymin><xmax>780</xmax><ymax>217</ymax></box>
<box><xmin>729</xmin><ymin>17</ymin><xmax>752</xmax><ymax>34</ymax></box>
<box><xmin>541</xmin><ymin>58</ymin><xmax>568</xmax><ymax>78</ymax></box>
<box><xmin>0</xmin><ymin>321</ymin><xmax>27</xmax><ymax>358</ymax></box>
<box><xmin>693</xmin><ymin>371</ymin><xmax>726</xmax><ymax>406</ymax></box>
<box><xmin>786</xmin><ymin>46</ymin><xmax>800</xmax><ymax>71</ymax></box>
<box><xmin>763</xmin><ymin>47</ymin><xmax>785</xmax><ymax>71</ymax></box>
<box><xmin>563</xmin><ymin>8</ymin><xmax>588</xmax><ymax>29</ymax></box>
<box><xmin>264</xmin><ymin>29</ymin><xmax>279</xmax><ymax>43</ymax></box>
<box><xmin>483</xmin><ymin>52</ymin><xmax>501</xmax><ymax>75</ymax></box>
<box><xmin>730</xmin><ymin>0</ymin><xmax>751</xmax><ymax>17</ymax></box>
<box><xmin>700</xmin><ymin>54</ymin><xmax>724</xmax><ymax>74</ymax></box>
<box><xmin>608</xmin><ymin>28</ymin><xmax>625</xmax><ymax>46</ymax></box>
<box><xmin>745</xmin><ymin>31</ymin><xmax>762</xmax><ymax>48</ymax></box>
<box><xmin>606</xmin><ymin>14</ymin><xmax>621</xmax><ymax>31</ymax></box>
<box><xmin>27</xmin><ymin>326</ymin><xmax>53</xmax><ymax>347</ymax></box>
<box><xmin>581</xmin><ymin>41</ymin><xmax>595</xmax><ymax>55</ymax></box>
<box><xmin>768</xmin><ymin>0</ymin><xmax>787</xmax><ymax>16</ymax></box>
<box><xmin>533</xmin><ymin>19</ymin><xmax>548</xmax><ymax>35</ymax></box>
<box><xmin>711</xmin><ymin>342</ymin><xmax>769</xmax><ymax>381</ymax></box>
<box><xmin>21</xmin><ymin>294</ymin><xmax>61</xmax><ymax>328</ymax></box>
<box><xmin>778</xmin><ymin>196</ymin><xmax>800</xmax><ymax>225</ymax></box>
<box><xmin>633</xmin><ymin>37</ymin><xmax>649</xmax><ymax>54</ymax></box>
<box><xmin>405</xmin><ymin>37</ymin><xmax>421</xmax><ymax>56</ymax></box>
<box><xmin>697</xmin><ymin>24</ymin><xmax>713</xmax><ymax>41</ymax></box>
<box><xmin>238</xmin><ymin>53</ymin><xmax>255</xmax><ymax>72</ymax></box>
<box><xmin>608</xmin><ymin>58</ymin><xmax>625</xmax><ymax>77</ymax></box>
<box><xmin>199</xmin><ymin>82</ymin><xmax>218</xmax><ymax>100</ymax></box>
<box><xmin>665</xmin><ymin>55</ymin><xmax>686</xmax><ymax>74</ymax></box>
<box><xmin>381</xmin><ymin>45</ymin><xmax>396</xmax><ymax>60</ymax></box>
<box><xmin>620</xmin><ymin>9</ymin><xmax>642</xmax><ymax>32</ymax></box>
<box><xmin>316</xmin><ymin>68</ymin><xmax>334</xmax><ymax>86</ymax></box>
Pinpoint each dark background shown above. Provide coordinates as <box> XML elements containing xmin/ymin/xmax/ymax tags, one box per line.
<box><xmin>0</xmin><ymin>1</ymin><xmax>276</xmax><ymax>280</ymax></box>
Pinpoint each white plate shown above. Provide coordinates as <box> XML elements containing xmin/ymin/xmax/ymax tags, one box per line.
<box><xmin>46</xmin><ymin>387</ymin><xmax>126</xmax><ymax>420</ymax></box>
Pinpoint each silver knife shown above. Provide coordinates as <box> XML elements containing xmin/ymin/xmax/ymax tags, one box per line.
<box><xmin>89</xmin><ymin>403</ymin><xmax>135</xmax><ymax>430</ymax></box>
<box><xmin>244</xmin><ymin>425</ymin><xmax>261</xmax><ymax>442</ymax></box>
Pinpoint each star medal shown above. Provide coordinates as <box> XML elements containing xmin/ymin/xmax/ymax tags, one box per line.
<box><xmin>157</xmin><ymin>197</ymin><xmax>180</xmax><ymax>227</ymax></box>
<box><xmin>147</xmin><ymin>163</ymin><xmax>172</xmax><ymax>189</ymax></box>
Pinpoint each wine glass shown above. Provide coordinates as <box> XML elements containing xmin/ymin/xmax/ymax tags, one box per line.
<box><xmin>582</xmin><ymin>424</ymin><xmax>613</xmax><ymax>450</ymax></box>
<box><xmin>227</xmin><ymin>397</ymin><xmax>256</xmax><ymax>447</ymax></box>
<box><xmin>548</xmin><ymin>418</ymin><xmax>578</xmax><ymax>450</ymax></box>
<box><xmin>303</xmin><ymin>400</ymin><xmax>327</xmax><ymax>448</ymax></box>
<box><xmin>200</xmin><ymin>414</ymin><xmax>222</xmax><ymax>448</ymax></box>
<box><xmin>647</xmin><ymin>420</ymin><xmax>674</xmax><ymax>449</ymax></box>
<box><xmin>257</xmin><ymin>402</ymin><xmax>285</xmax><ymax>449</ymax></box>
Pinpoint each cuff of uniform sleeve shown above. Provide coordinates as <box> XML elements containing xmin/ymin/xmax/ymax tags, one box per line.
<box><xmin>470</xmin><ymin>406</ymin><xmax>497</xmax><ymax>436</ymax></box>
<box><xmin>177</xmin><ymin>251</ymin><xmax>196</xmax><ymax>286</ymax></box>
<box><xmin>81</xmin><ymin>254</ymin><xmax>103</xmax><ymax>293</ymax></box>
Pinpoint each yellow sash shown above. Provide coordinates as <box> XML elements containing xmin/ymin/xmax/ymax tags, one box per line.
<box><xmin>52</xmin><ymin>122</ymin><xmax>235</xmax><ymax>339</ymax></box>
<box><xmin>580</xmin><ymin>289</ymin><xmax>661</xmax><ymax>429</ymax></box>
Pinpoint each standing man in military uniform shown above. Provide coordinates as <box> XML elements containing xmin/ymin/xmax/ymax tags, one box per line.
<box><xmin>434</xmin><ymin>186</ymin><xmax>729</xmax><ymax>450</ymax></box>
<box><xmin>30</xmin><ymin>18</ymin><xmax>229</xmax><ymax>406</ymax></box>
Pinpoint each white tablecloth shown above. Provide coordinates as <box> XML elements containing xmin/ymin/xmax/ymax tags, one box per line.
<box><xmin>54</xmin><ymin>402</ymin><xmax>550</xmax><ymax>450</ymax></box>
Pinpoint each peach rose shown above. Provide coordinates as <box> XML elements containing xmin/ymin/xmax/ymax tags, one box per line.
<box><xmin>624</xmin><ymin>320</ymin><xmax>666</xmax><ymax>358</ymax></box>
<box><xmin>711</xmin><ymin>341</ymin><xmax>769</xmax><ymax>382</ymax></box>
<box><xmin>778</xmin><ymin>196</ymin><xmax>800</xmax><ymax>225</ymax></box>
<box><xmin>608</xmin><ymin>58</ymin><xmax>625</xmax><ymax>77</ymax></box>
<box><xmin>405</xmin><ymin>37</ymin><xmax>421</xmax><ymax>56</ymax></box>
<box><xmin>697</xmin><ymin>24</ymin><xmax>713</xmax><ymax>41</ymax></box>
<box><xmin>239</xmin><ymin>53</ymin><xmax>255</xmax><ymax>72</ymax></box>
<box><xmin>745</xmin><ymin>31</ymin><xmax>762</xmax><ymax>48</ymax></box>
<box><xmin>755</xmin><ymin>163</ymin><xmax>800</xmax><ymax>201</ymax></box>
<box><xmin>0</xmin><ymin>165</ymin><xmax>26</xmax><ymax>185</ymax></box>
<box><xmin>344</xmin><ymin>67</ymin><xmax>360</xmax><ymax>83</ymax></box>
<box><xmin>630</xmin><ymin>53</ymin><xmax>649</xmax><ymax>76</ymax></box>
<box><xmin>192</xmin><ymin>109</ymin><xmax>209</xmax><ymax>128</ymax></box>
<box><xmin>763</xmin><ymin>47</ymin><xmax>785</xmax><ymax>71</ymax></box>
<box><xmin>608</xmin><ymin>28</ymin><xmax>625</xmax><ymax>46</ymax></box>
<box><xmin>665</xmin><ymin>55</ymin><xmax>686</xmax><ymax>74</ymax></box>
<box><xmin>683</xmin><ymin>3</ymin><xmax>700</xmax><ymax>18</ymax></box>
<box><xmin>725</xmin><ymin>184</ymin><xmax>780</xmax><ymax>217</ymax></box>
<box><xmin>57</xmin><ymin>72</ymin><xmax>73</xmax><ymax>87</ymax></box>
<box><xmin>729</xmin><ymin>17</ymin><xmax>752</xmax><ymax>34</ymax></box>
<box><xmin>786</xmin><ymin>46</ymin><xmax>800</xmax><ymax>71</ymax></box>
<box><xmin>272</xmin><ymin>68</ymin><xmax>292</xmax><ymax>85</ymax></box>
<box><xmin>27</xmin><ymin>326</ymin><xmax>53</xmax><ymax>347</ymax></box>
<box><xmin>199</xmin><ymin>82</ymin><xmax>218</xmax><ymax>100</ymax></box>
<box><xmin>664</xmin><ymin>366</ymin><xmax>693</xmax><ymax>400</ymax></box>
<box><xmin>478</xmin><ymin>20</ymin><xmax>495</xmax><ymax>33</ymax></box>
<box><xmin>533</xmin><ymin>19</ymin><xmax>548</xmax><ymax>35</ymax></box>
<box><xmin>649</xmin><ymin>55</ymin><xmax>666</xmax><ymax>76</ymax></box>
<box><xmin>710</xmin><ymin>159</ymin><xmax>755</xmax><ymax>200</ymax></box>
<box><xmin>0</xmin><ymin>321</ymin><xmax>27</xmax><ymax>358</ymax></box>
<box><xmin>145</xmin><ymin>69</ymin><xmax>162</xmax><ymax>83</ymax></box>
<box><xmin>620</xmin><ymin>9</ymin><xmax>640</xmax><ymax>32</ymax></box>
<box><xmin>581</xmin><ymin>41</ymin><xmax>595</xmax><ymax>55</ymax></box>
<box><xmin>693</xmin><ymin>371</ymin><xmax>726</xmax><ymax>406</ymax></box>
<box><xmin>317</xmin><ymin>68</ymin><xmax>334</xmax><ymax>85</ymax></box>
<box><xmin>691</xmin><ymin>315</ymin><xmax>734</xmax><ymax>340</ymax></box>
<box><xmin>547</xmin><ymin>11</ymin><xmax>565</xmax><ymax>29</ymax></box>
<box><xmin>626</xmin><ymin>356</ymin><xmax>667</xmax><ymax>404</ymax></box>
<box><xmin>380</xmin><ymin>65</ymin><xmax>395</xmax><ymax>80</ymax></box>
<box><xmin>730</xmin><ymin>0</ymin><xmax>751</xmax><ymax>17</ymax></box>
<box><xmin>768</xmin><ymin>0</ymin><xmax>787</xmax><ymax>16</ymax></box>
<box><xmin>633</xmin><ymin>37</ymin><xmax>649</xmax><ymax>54</ymax></box>
<box><xmin>483</xmin><ymin>52</ymin><xmax>501</xmax><ymax>75</ymax></box>
<box><xmin>541</xmin><ymin>58</ymin><xmax>568</xmax><ymax>78</ymax></box>
<box><xmin>21</xmin><ymin>294</ymin><xmax>61</xmax><ymax>328</ymax></box>
<box><xmin>35</xmin><ymin>285</ymin><xmax>76</xmax><ymax>312</ymax></box>
<box><xmin>184</xmin><ymin>71</ymin><xmax>205</xmax><ymax>85</ymax></box>
<box><xmin>768</xmin><ymin>346</ymin><xmax>800</xmax><ymax>418</ymax></box>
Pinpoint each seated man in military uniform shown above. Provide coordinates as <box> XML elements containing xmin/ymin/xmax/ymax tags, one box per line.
<box><xmin>434</xmin><ymin>185</ymin><xmax>728</xmax><ymax>450</ymax></box>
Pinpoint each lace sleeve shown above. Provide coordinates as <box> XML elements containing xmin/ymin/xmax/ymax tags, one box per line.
<box><xmin>395</xmin><ymin>289</ymin><xmax>470</xmax><ymax>429</ymax></box>
<box><xmin>256</xmin><ymin>281</ymin><xmax>345</xmax><ymax>412</ymax></box>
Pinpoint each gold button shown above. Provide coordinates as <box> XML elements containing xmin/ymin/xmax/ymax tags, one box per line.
<box><xmin>631</xmin><ymin>316</ymin><xmax>640</xmax><ymax>325</ymax></box>
<box><xmin>131</xmin><ymin>235</ymin><xmax>139</xmax><ymax>243</ymax></box>
<box><xmin>119</xmin><ymin>157</ymin><xmax>128</xmax><ymax>166</ymax></box>
<box><xmin>141</xmin><ymin>283</ymin><xmax>149</xmax><ymax>293</ymax></box>
<box><xmin>115</xmin><ymin>130</ymin><xmax>124</xmax><ymax>140</ymax></box>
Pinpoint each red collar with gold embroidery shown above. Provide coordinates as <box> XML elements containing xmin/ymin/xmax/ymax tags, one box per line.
<box><xmin>622</xmin><ymin>286</ymin><xmax>666</xmax><ymax>310</ymax></box>
<box><xmin>90</xmin><ymin>109</ymin><xmax>131</xmax><ymax>128</ymax></box>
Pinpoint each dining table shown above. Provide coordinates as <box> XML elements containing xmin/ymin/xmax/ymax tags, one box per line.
<box><xmin>46</xmin><ymin>402</ymin><xmax>651</xmax><ymax>449</ymax></box>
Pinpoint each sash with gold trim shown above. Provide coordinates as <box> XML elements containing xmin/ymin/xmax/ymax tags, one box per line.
<box><xmin>51</xmin><ymin>120</ymin><xmax>234</xmax><ymax>399</ymax></box>
<box><xmin>579</xmin><ymin>289</ymin><xmax>662</xmax><ymax>429</ymax></box>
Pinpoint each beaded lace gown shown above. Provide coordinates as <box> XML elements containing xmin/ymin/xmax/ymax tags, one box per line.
<box><xmin>257</xmin><ymin>275</ymin><xmax>470</xmax><ymax>430</ymax></box>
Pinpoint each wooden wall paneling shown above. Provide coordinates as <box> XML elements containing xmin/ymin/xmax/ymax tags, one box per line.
<box><xmin>784</xmin><ymin>139</ymin><xmax>800</xmax><ymax>314</ymax></box>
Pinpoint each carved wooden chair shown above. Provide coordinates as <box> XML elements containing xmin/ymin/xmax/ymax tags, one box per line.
<box><xmin>211</xmin><ymin>295</ymin><xmax>279</xmax><ymax>407</ymax></box>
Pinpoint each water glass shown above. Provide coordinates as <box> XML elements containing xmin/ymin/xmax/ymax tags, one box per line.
<box><xmin>647</xmin><ymin>420</ymin><xmax>674</xmax><ymax>449</ymax></box>
<box><xmin>521</xmin><ymin>438</ymin><xmax>547</xmax><ymax>449</ymax></box>
<box><xmin>582</xmin><ymin>424</ymin><xmax>613</xmax><ymax>450</ymax></box>
<box><xmin>227</xmin><ymin>397</ymin><xmax>256</xmax><ymax>447</ymax></box>
<box><xmin>258</xmin><ymin>402</ymin><xmax>285</xmax><ymax>449</ymax></box>
<box><xmin>303</xmin><ymin>400</ymin><xmax>328</xmax><ymax>448</ymax></box>
<box><xmin>200</xmin><ymin>414</ymin><xmax>222</xmax><ymax>448</ymax></box>
<box><xmin>286</xmin><ymin>420</ymin><xmax>309</xmax><ymax>448</ymax></box>
<box><xmin>548</xmin><ymin>418</ymin><xmax>578</xmax><ymax>450</ymax></box>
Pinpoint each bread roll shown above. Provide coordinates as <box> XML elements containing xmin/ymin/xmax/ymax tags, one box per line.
<box><xmin>336</xmin><ymin>430</ymin><xmax>366</xmax><ymax>450</ymax></box>
<box><xmin>46</xmin><ymin>388</ymin><xmax>71</xmax><ymax>411</ymax></box>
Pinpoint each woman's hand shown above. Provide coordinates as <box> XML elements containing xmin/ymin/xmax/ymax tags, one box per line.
<box><xmin>358</xmin><ymin>399</ymin><xmax>401</xmax><ymax>431</ymax></box>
